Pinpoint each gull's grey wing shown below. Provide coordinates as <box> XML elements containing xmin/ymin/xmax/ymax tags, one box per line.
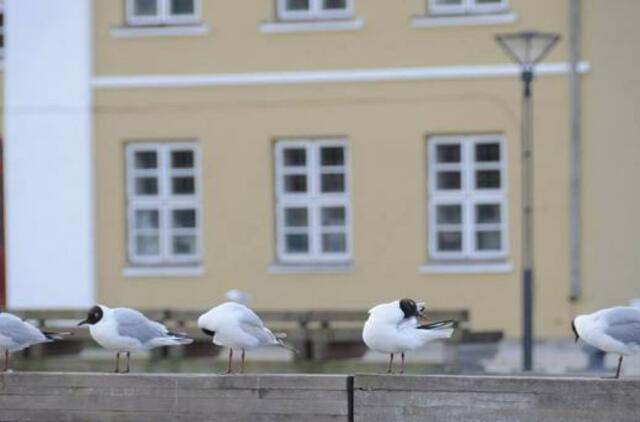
<box><xmin>239</xmin><ymin>321</ymin><xmax>277</xmax><ymax>345</ymax></box>
<box><xmin>0</xmin><ymin>313</ymin><xmax>47</xmax><ymax>345</ymax></box>
<box><xmin>604</xmin><ymin>307</ymin><xmax>640</xmax><ymax>345</ymax></box>
<box><xmin>113</xmin><ymin>308</ymin><xmax>168</xmax><ymax>344</ymax></box>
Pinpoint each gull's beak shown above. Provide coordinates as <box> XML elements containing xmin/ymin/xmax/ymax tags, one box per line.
<box><xmin>77</xmin><ymin>319</ymin><xmax>88</xmax><ymax>326</ymax></box>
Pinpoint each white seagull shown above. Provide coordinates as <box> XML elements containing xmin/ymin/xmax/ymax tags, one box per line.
<box><xmin>0</xmin><ymin>312</ymin><xmax>69</xmax><ymax>371</ymax></box>
<box><xmin>363</xmin><ymin>298</ymin><xmax>457</xmax><ymax>373</ymax></box>
<box><xmin>78</xmin><ymin>305</ymin><xmax>193</xmax><ymax>373</ymax></box>
<box><xmin>572</xmin><ymin>306</ymin><xmax>640</xmax><ymax>379</ymax></box>
<box><xmin>197</xmin><ymin>302</ymin><xmax>294</xmax><ymax>373</ymax></box>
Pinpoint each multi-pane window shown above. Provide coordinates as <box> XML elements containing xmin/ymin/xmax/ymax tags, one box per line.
<box><xmin>127</xmin><ymin>0</ymin><xmax>200</xmax><ymax>26</ymax></box>
<box><xmin>277</xmin><ymin>0</ymin><xmax>353</xmax><ymax>21</ymax></box>
<box><xmin>275</xmin><ymin>140</ymin><xmax>351</xmax><ymax>263</ymax></box>
<box><xmin>126</xmin><ymin>143</ymin><xmax>201</xmax><ymax>265</ymax></box>
<box><xmin>428</xmin><ymin>135</ymin><xmax>507</xmax><ymax>260</ymax></box>
<box><xmin>429</xmin><ymin>0</ymin><xmax>507</xmax><ymax>15</ymax></box>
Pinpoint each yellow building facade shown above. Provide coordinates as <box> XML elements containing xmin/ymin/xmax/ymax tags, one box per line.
<box><xmin>6</xmin><ymin>0</ymin><xmax>640</xmax><ymax>338</ymax></box>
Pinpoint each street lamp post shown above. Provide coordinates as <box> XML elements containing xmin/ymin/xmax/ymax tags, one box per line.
<box><xmin>495</xmin><ymin>31</ymin><xmax>560</xmax><ymax>371</ymax></box>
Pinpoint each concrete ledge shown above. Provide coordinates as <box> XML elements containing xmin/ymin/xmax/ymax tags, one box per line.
<box><xmin>2</xmin><ymin>372</ymin><xmax>640</xmax><ymax>421</ymax></box>
<box><xmin>354</xmin><ymin>374</ymin><xmax>640</xmax><ymax>421</ymax></box>
<box><xmin>0</xmin><ymin>372</ymin><xmax>351</xmax><ymax>422</ymax></box>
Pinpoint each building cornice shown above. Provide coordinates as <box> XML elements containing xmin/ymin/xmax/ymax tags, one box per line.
<box><xmin>92</xmin><ymin>61</ymin><xmax>590</xmax><ymax>89</ymax></box>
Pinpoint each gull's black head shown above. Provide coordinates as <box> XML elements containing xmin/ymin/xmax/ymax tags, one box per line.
<box><xmin>399</xmin><ymin>299</ymin><xmax>420</xmax><ymax>319</ymax></box>
<box><xmin>201</xmin><ymin>328</ymin><xmax>215</xmax><ymax>337</ymax></box>
<box><xmin>78</xmin><ymin>306</ymin><xmax>103</xmax><ymax>326</ymax></box>
<box><xmin>571</xmin><ymin>320</ymin><xmax>579</xmax><ymax>343</ymax></box>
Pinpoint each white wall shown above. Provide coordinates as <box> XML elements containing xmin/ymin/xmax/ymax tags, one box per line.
<box><xmin>4</xmin><ymin>0</ymin><xmax>94</xmax><ymax>308</ymax></box>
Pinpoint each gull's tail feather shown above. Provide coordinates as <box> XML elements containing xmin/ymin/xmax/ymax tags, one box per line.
<box><xmin>274</xmin><ymin>332</ymin><xmax>298</xmax><ymax>354</ymax></box>
<box><xmin>417</xmin><ymin>319</ymin><xmax>458</xmax><ymax>340</ymax></box>
<box><xmin>42</xmin><ymin>330</ymin><xmax>72</xmax><ymax>341</ymax></box>
<box><xmin>167</xmin><ymin>331</ymin><xmax>194</xmax><ymax>345</ymax></box>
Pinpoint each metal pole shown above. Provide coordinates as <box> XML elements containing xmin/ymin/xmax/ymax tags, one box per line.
<box><xmin>521</xmin><ymin>68</ymin><xmax>534</xmax><ymax>371</ymax></box>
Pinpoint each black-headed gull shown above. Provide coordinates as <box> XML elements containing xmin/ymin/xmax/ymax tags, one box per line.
<box><xmin>363</xmin><ymin>298</ymin><xmax>457</xmax><ymax>373</ymax></box>
<box><xmin>197</xmin><ymin>302</ymin><xmax>293</xmax><ymax>373</ymax></box>
<box><xmin>78</xmin><ymin>305</ymin><xmax>193</xmax><ymax>373</ymax></box>
<box><xmin>0</xmin><ymin>312</ymin><xmax>69</xmax><ymax>371</ymax></box>
<box><xmin>572</xmin><ymin>306</ymin><xmax>640</xmax><ymax>378</ymax></box>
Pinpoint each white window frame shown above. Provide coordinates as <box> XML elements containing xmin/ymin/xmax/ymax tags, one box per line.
<box><xmin>427</xmin><ymin>135</ymin><xmax>508</xmax><ymax>261</ymax></box>
<box><xmin>428</xmin><ymin>0</ymin><xmax>508</xmax><ymax>16</ymax></box>
<box><xmin>275</xmin><ymin>139</ymin><xmax>352</xmax><ymax>264</ymax></box>
<box><xmin>127</xmin><ymin>0</ymin><xmax>201</xmax><ymax>26</ymax></box>
<box><xmin>277</xmin><ymin>0</ymin><xmax>354</xmax><ymax>21</ymax></box>
<box><xmin>126</xmin><ymin>142</ymin><xmax>201</xmax><ymax>265</ymax></box>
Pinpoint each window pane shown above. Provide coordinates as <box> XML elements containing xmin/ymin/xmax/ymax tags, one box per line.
<box><xmin>285</xmin><ymin>208</ymin><xmax>308</xmax><ymax>227</ymax></box>
<box><xmin>475</xmin><ymin>143</ymin><xmax>500</xmax><ymax>162</ymax></box>
<box><xmin>284</xmin><ymin>175</ymin><xmax>307</xmax><ymax>193</ymax></box>
<box><xmin>321</xmin><ymin>147</ymin><xmax>344</xmax><ymax>166</ymax></box>
<box><xmin>285</xmin><ymin>0</ymin><xmax>310</xmax><ymax>11</ymax></box>
<box><xmin>437</xmin><ymin>231</ymin><xmax>462</xmax><ymax>251</ymax></box>
<box><xmin>135</xmin><ymin>177</ymin><xmax>158</xmax><ymax>195</ymax></box>
<box><xmin>172</xmin><ymin>235</ymin><xmax>197</xmax><ymax>255</ymax></box>
<box><xmin>134</xmin><ymin>151</ymin><xmax>157</xmax><ymax>169</ymax></box>
<box><xmin>135</xmin><ymin>210</ymin><xmax>159</xmax><ymax>229</ymax></box>
<box><xmin>285</xmin><ymin>234</ymin><xmax>309</xmax><ymax>253</ymax></box>
<box><xmin>477</xmin><ymin>231</ymin><xmax>501</xmax><ymax>251</ymax></box>
<box><xmin>322</xmin><ymin>233</ymin><xmax>346</xmax><ymax>252</ymax></box>
<box><xmin>172</xmin><ymin>176</ymin><xmax>195</xmax><ymax>194</ymax></box>
<box><xmin>476</xmin><ymin>170</ymin><xmax>501</xmax><ymax>189</ymax></box>
<box><xmin>436</xmin><ymin>205</ymin><xmax>461</xmax><ymax>224</ymax></box>
<box><xmin>436</xmin><ymin>171</ymin><xmax>461</xmax><ymax>190</ymax></box>
<box><xmin>323</xmin><ymin>0</ymin><xmax>347</xmax><ymax>11</ymax></box>
<box><xmin>133</xmin><ymin>0</ymin><xmax>158</xmax><ymax>16</ymax></box>
<box><xmin>436</xmin><ymin>144</ymin><xmax>460</xmax><ymax>163</ymax></box>
<box><xmin>170</xmin><ymin>0</ymin><xmax>195</xmax><ymax>15</ymax></box>
<box><xmin>136</xmin><ymin>235</ymin><xmax>160</xmax><ymax>255</ymax></box>
<box><xmin>321</xmin><ymin>207</ymin><xmax>346</xmax><ymax>226</ymax></box>
<box><xmin>172</xmin><ymin>209</ymin><xmax>196</xmax><ymax>228</ymax></box>
<box><xmin>283</xmin><ymin>148</ymin><xmax>306</xmax><ymax>166</ymax></box>
<box><xmin>476</xmin><ymin>204</ymin><xmax>501</xmax><ymax>224</ymax></box>
<box><xmin>171</xmin><ymin>150</ymin><xmax>194</xmax><ymax>168</ymax></box>
<box><xmin>321</xmin><ymin>174</ymin><xmax>345</xmax><ymax>193</ymax></box>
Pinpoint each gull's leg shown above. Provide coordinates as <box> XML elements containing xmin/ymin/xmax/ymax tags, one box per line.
<box><xmin>241</xmin><ymin>349</ymin><xmax>246</xmax><ymax>374</ymax></box>
<box><xmin>124</xmin><ymin>352</ymin><xmax>131</xmax><ymax>374</ymax></box>
<box><xmin>400</xmin><ymin>352</ymin><xmax>405</xmax><ymax>374</ymax></box>
<box><xmin>615</xmin><ymin>355</ymin><xmax>624</xmax><ymax>379</ymax></box>
<box><xmin>387</xmin><ymin>353</ymin><xmax>394</xmax><ymax>374</ymax></box>
<box><xmin>225</xmin><ymin>348</ymin><xmax>233</xmax><ymax>374</ymax></box>
<box><xmin>114</xmin><ymin>352</ymin><xmax>120</xmax><ymax>373</ymax></box>
<box><xmin>3</xmin><ymin>350</ymin><xmax>9</xmax><ymax>372</ymax></box>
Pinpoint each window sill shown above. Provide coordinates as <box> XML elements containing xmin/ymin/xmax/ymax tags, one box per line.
<box><xmin>260</xmin><ymin>18</ymin><xmax>364</xmax><ymax>34</ymax></box>
<box><xmin>412</xmin><ymin>12</ymin><xmax>517</xmax><ymax>28</ymax></box>
<box><xmin>419</xmin><ymin>260</ymin><xmax>513</xmax><ymax>274</ymax></box>
<box><xmin>122</xmin><ymin>265</ymin><xmax>204</xmax><ymax>278</ymax></box>
<box><xmin>268</xmin><ymin>262</ymin><xmax>353</xmax><ymax>274</ymax></box>
<box><xmin>111</xmin><ymin>24</ymin><xmax>209</xmax><ymax>38</ymax></box>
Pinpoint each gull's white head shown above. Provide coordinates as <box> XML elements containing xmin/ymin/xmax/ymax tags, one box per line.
<box><xmin>368</xmin><ymin>299</ymin><xmax>424</xmax><ymax>323</ymax></box>
<box><xmin>572</xmin><ymin>314</ymin><xmax>589</xmax><ymax>343</ymax></box>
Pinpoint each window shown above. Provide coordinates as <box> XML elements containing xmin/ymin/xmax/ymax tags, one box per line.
<box><xmin>127</xmin><ymin>0</ymin><xmax>200</xmax><ymax>26</ymax></box>
<box><xmin>275</xmin><ymin>139</ymin><xmax>351</xmax><ymax>263</ymax></box>
<box><xmin>428</xmin><ymin>135</ymin><xmax>507</xmax><ymax>260</ymax></box>
<box><xmin>126</xmin><ymin>143</ymin><xmax>201</xmax><ymax>265</ymax></box>
<box><xmin>0</xmin><ymin>1</ymin><xmax>4</xmax><ymax>59</ymax></box>
<box><xmin>277</xmin><ymin>0</ymin><xmax>353</xmax><ymax>21</ymax></box>
<box><xmin>429</xmin><ymin>0</ymin><xmax>507</xmax><ymax>15</ymax></box>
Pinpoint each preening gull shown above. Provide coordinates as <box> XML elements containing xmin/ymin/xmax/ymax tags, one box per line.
<box><xmin>363</xmin><ymin>298</ymin><xmax>457</xmax><ymax>373</ymax></box>
<box><xmin>573</xmin><ymin>306</ymin><xmax>640</xmax><ymax>378</ymax></box>
<box><xmin>198</xmin><ymin>302</ymin><xmax>294</xmax><ymax>373</ymax></box>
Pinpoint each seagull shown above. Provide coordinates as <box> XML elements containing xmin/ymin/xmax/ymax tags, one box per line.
<box><xmin>572</xmin><ymin>306</ymin><xmax>640</xmax><ymax>379</ymax></box>
<box><xmin>78</xmin><ymin>305</ymin><xmax>193</xmax><ymax>373</ymax></box>
<box><xmin>363</xmin><ymin>298</ymin><xmax>457</xmax><ymax>374</ymax></box>
<box><xmin>197</xmin><ymin>302</ymin><xmax>294</xmax><ymax>373</ymax></box>
<box><xmin>0</xmin><ymin>312</ymin><xmax>69</xmax><ymax>371</ymax></box>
